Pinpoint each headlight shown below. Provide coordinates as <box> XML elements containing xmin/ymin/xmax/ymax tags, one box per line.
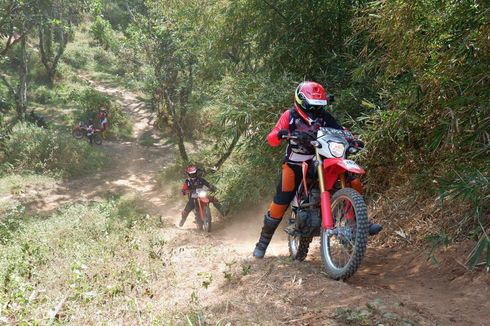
<box><xmin>328</xmin><ymin>142</ymin><xmax>345</xmax><ymax>157</ymax></box>
<box><xmin>198</xmin><ymin>190</ymin><xmax>208</xmax><ymax>198</ymax></box>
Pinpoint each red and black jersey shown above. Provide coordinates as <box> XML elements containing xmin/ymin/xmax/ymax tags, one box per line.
<box><xmin>267</xmin><ymin>106</ymin><xmax>343</xmax><ymax>163</ymax></box>
<box><xmin>182</xmin><ymin>177</ymin><xmax>214</xmax><ymax>196</ymax></box>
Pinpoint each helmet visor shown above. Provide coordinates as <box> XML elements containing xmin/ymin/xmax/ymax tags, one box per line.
<box><xmin>298</xmin><ymin>92</ymin><xmax>327</xmax><ymax>111</ymax></box>
<box><xmin>303</xmin><ymin>101</ymin><xmax>326</xmax><ymax>111</ymax></box>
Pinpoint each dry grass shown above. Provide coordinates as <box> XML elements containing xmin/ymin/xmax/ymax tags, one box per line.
<box><xmin>367</xmin><ymin>181</ymin><xmax>473</xmax><ymax>249</ymax></box>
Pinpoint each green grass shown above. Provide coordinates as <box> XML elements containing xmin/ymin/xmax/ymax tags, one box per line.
<box><xmin>0</xmin><ymin>193</ymin><xmax>233</xmax><ymax>324</ymax></box>
<box><xmin>0</xmin><ymin>196</ymin><xmax>159</xmax><ymax>324</ymax></box>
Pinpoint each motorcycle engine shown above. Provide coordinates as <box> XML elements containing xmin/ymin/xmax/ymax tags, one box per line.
<box><xmin>295</xmin><ymin>188</ymin><xmax>321</xmax><ymax>237</ymax></box>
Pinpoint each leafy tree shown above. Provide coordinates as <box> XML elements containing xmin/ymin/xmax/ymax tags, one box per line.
<box><xmin>0</xmin><ymin>0</ymin><xmax>37</xmax><ymax>120</ymax></box>
<box><xmin>35</xmin><ymin>0</ymin><xmax>85</xmax><ymax>86</ymax></box>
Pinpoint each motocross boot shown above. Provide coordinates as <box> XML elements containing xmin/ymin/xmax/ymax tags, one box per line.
<box><xmin>179</xmin><ymin>211</ymin><xmax>189</xmax><ymax>227</ymax></box>
<box><xmin>253</xmin><ymin>212</ymin><xmax>281</xmax><ymax>259</ymax></box>
<box><xmin>368</xmin><ymin>222</ymin><xmax>382</xmax><ymax>235</ymax></box>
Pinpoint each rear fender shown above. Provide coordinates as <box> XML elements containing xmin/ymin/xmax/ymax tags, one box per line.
<box><xmin>322</xmin><ymin>158</ymin><xmax>365</xmax><ymax>190</ymax></box>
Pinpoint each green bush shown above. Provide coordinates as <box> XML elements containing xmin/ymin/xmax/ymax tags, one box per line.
<box><xmin>29</xmin><ymin>85</ymin><xmax>53</xmax><ymax>105</ymax></box>
<box><xmin>93</xmin><ymin>47</ymin><xmax>117</xmax><ymax>73</ymax></box>
<box><xmin>0</xmin><ymin>96</ymin><xmax>13</xmax><ymax>112</ymax></box>
<box><xmin>70</xmin><ymin>88</ymin><xmax>132</xmax><ymax>139</ymax></box>
<box><xmin>90</xmin><ymin>16</ymin><xmax>116</xmax><ymax>50</ymax></box>
<box><xmin>2</xmin><ymin>123</ymin><xmax>106</xmax><ymax>177</ymax></box>
<box><xmin>63</xmin><ymin>47</ymin><xmax>89</xmax><ymax>69</ymax></box>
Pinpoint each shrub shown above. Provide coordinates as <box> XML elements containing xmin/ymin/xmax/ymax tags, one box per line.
<box><xmin>93</xmin><ymin>47</ymin><xmax>117</xmax><ymax>73</ymax></box>
<box><xmin>2</xmin><ymin>123</ymin><xmax>106</xmax><ymax>176</ymax></box>
<box><xmin>90</xmin><ymin>16</ymin><xmax>116</xmax><ymax>50</ymax></box>
<box><xmin>29</xmin><ymin>85</ymin><xmax>53</xmax><ymax>105</ymax></box>
<box><xmin>63</xmin><ymin>47</ymin><xmax>89</xmax><ymax>69</ymax></box>
<box><xmin>0</xmin><ymin>96</ymin><xmax>13</xmax><ymax>112</ymax></box>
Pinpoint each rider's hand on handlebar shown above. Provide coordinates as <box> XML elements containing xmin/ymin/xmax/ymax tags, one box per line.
<box><xmin>277</xmin><ymin>129</ymin><xmax>289</xmax><ymax>140</ymax></box>
<box><xmin>292</xmin><ymin>130</ymin><xmax>316</xmax><ymax>145</ymax></box>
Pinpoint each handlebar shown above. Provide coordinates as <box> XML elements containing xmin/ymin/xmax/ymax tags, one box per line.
<box><xmin>281</xmin><ymin>132</ymin><xmax>365</xmax><ymax>152</ymax></box>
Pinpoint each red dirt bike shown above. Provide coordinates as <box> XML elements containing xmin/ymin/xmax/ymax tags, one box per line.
<box><xmin>284</xmin><ymin>128</ymin><xmax>368</xmax><ymax>280</ymax></box>
<box><xmin>190</xmin><ymin>187</ymin><xmax>212</xmax><ymax>232</ymax></box>
<box><xmin>72</xmin><ymin>122</ymin><xmax>103</xmax><ymax>145</ymax></box>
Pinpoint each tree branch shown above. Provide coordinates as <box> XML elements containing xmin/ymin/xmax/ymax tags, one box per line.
<box><xmin>262</xmin><ymin>0</ymin><xmax>288</xmax><ymax>21</ymax></box>
<box><xmin>51</xmin><ymin>29</ymin><xmax>69</xmax><ymax>71</ymax></box>
<box><xmin>214</xmin><ymin>132</ymin><xmax>241</xmax><ymax>170</ymax></box>
<box><xmin>39</xmin><ymin>23</ymin><xmax>51</xmax><ymax>71</ymax></box>
<box><xmin>125</xmin><ymin>0</ymin><xmax>136</xmax><ymax>22</ymax></box>
<box><xmin>0</xmin><ymin>73</ymin><xmax>16</xmax><ymax>97</ymax></box>
<box><xmin>0</xmin><ymin>33</ymin><xmax>24</xmax><ymax>56</ymax></box>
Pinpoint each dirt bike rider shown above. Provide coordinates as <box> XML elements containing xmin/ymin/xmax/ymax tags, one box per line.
<box><xmin>179</xmin><ymin>165</ymin><xmax>225</xmax><ymax>227</ymax></box>
<box><xmin>98</xmin><ymin>106</ymin><xmax>109</xmax><ymax>139</ymax></box>
<box><xmin>86</xmin><ymin>118</ymin><xmax>95</xmax><ymax>145</ymax></box>
<box><xmin>253</xmin><ymin>81</ymin><xmax>382</xmax><ymax>259</ymax></box>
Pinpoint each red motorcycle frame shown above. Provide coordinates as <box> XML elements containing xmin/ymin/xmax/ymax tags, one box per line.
<box><xmin>191</xmin><ymin>187</ymin><xmax>212</xmax><ymax>232</ymax></box>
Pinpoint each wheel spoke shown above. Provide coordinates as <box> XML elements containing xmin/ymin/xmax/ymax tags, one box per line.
<box><xmin>327</xmin><ymin>196</ymin><xmax>357</xmax><ymax>269</ymax></box>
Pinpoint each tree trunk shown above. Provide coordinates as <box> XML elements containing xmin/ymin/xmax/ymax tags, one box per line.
<box><xmin>163</xmin><ymin>89</ymin><xmax>189</xmax><ymax>163</ymax></box>
<box><xmin>175</xmin><ymin>123</ymin><xmax>189</xmax><ymax>163</ymax></box>
<box><xmin>38</xmin><ymin>15</ymin><xmax>69</xmax><ymax>87</ymax></box>
<box><xmin>16</xmin><ymin>33</ymin><xmax>28</xmax><ymax>120</ymax></box>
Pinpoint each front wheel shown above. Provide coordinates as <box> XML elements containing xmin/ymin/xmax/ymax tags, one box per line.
<box><xmin>320</xmin><ymin>188</ymin><xmax>368</xmax><ymax>280</ymax></box>
<box><xmin>203</xmin><ymin>205</ymin><xmax>212</xmax><ymax>233</ymax></box>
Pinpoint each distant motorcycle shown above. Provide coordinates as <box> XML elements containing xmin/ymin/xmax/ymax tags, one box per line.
<box><xmin>72</xmin><ymin>122</ymin><xmax>102</xmax><ymax>145</ymax></box>
<box><xmin>189</xmin><ymin>186</ymin><xmax>212</xmax><ymax>232</ymax></box>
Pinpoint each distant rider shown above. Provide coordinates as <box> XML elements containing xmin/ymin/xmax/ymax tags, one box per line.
<box><xmin>179</xmin><ymin>165</ymin><xmax>225</xmax><ymax>227</ymax></box>
<box><xmin>253</xmin><ymin>81</ymin><xmax>382</xmax><ymax>258</ymax></box>
<box><xmin>98</xmin><ymin>106</ymin><xmax>109</xmax><ymax>139</ymax></box>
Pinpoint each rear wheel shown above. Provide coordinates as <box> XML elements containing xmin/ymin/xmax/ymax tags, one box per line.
<box><xmin>320</xmin><ymin>188</ymin><xmax>368</xmax><ymax>280</ymax></box>
<box><xmin>203</xmin><ymin>206</ymin><xmax>212</xmax><ymax>233</ymax></box>
<box><xmin>72</xmin><ymin>129</ymin><xmax>83</xmax><ymax>139</ymax></box>
<box><xmin>288</xmin><ymin>235</ymin><xmax>313</xmax><ymax>261</ymax></box>
<box><xmin>288</xmin><ymin>211</ymin><xmax>312</xmax><ymax>261</ymax></box>
<box><xmin>93</xmin><ymin>133</ymin><xmax>103</xmax><ymax>145</ymax></box>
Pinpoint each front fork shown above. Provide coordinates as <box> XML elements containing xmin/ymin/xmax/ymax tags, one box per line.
<box><xmin>197</xmin><ymin>199</ymin><xmax>205</xmax><ymax>221</ymax></box>
<box><xmin>316</xmin><ymin>149</ymin><xmax>334</xmax><ymax>230</ymax></box>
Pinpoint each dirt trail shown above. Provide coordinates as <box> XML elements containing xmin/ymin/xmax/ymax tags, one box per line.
<box><xmin>23</xmin><ymin>80</ymin><xmax>489</xmax><ymax>325</ymax></box>
<box><xmin>25</xmin><ymin>77</ymin><xmax>180</xmax><ymax>217</ymax></box>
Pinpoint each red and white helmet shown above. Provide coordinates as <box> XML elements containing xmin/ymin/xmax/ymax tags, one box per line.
<box><xmin>186</xmin><ymin>165</ymin><xmax>198</xmax><ymax>178</ymax></box>
<box><xmin>294</xmin><ymin>81</ymin><xmax>327</xmax><ymax>111</ymax></box>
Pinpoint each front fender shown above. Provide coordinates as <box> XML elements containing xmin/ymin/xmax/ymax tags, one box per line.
<box><xmin>322</xmin><ymin>158</ymin><xmax>365</xmax><ymax>190</ymax></box>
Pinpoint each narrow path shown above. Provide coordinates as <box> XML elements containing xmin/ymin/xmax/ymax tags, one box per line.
<box><xmin>25</xmin><ymin>77</ymin><xmax>180</xmax><ymax>217</ymax></box>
